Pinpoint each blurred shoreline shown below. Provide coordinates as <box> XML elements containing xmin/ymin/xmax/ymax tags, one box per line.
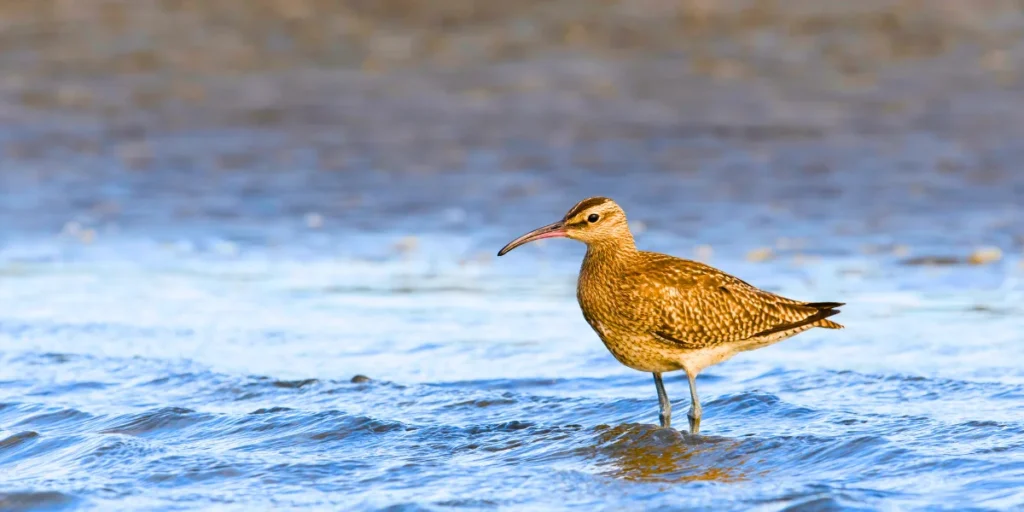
<box><xmin>0</xmin><ymin>1</ymin><xmax>1023</xmax><ymax>174</ymax></box>
<box><xmin>1</xmin><ymin>1</ymin><xmax>1022</xmax><ymax>260</ymax></box>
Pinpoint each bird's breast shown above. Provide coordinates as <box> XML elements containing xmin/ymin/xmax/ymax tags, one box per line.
<box><xmin>577</xmin><ymin>275</ymin><xmax>688</xmax><ymax>373</ymax></box>
<box><xmin>576</xmin><ymin>263</ymin><xmax>629</xmax><ymax>335</ymax></box>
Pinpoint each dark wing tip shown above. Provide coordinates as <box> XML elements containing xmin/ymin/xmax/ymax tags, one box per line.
<box><xmin>818</xmin><ymin>307</ymin><xmax>842</xmax><ymax>320</ymax></box>
<box><xmin>753</xmin><ymin>306</ymin><xmax>841</xmax><ymax>338</ymax></box>
<box><xmin>805</xmin><ymin>301</ymin><xmax>844</xmax><ymax>310</ymax></box>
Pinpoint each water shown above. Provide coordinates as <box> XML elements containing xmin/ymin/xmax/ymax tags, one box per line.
<box><xmin>1</xmin><ymin>133</ymin><xmax>1023</xmax><ymax>510</ymax></box>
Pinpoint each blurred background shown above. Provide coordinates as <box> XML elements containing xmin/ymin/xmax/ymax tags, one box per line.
<box><xmin>1</xmin><ymin>1</ymin><xmax>1023</xmax><ymax>510</ymax></box>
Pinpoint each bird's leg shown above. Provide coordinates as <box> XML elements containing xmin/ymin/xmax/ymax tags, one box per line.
<box><xmin>652</xmin><ymin>372</ymin><xmax>671</xmax><ymax>428</ymax></box>
<box><xmin>686</xmin><ymin>371</ymin><xmax>702</xmax><ymax>435</ymax></box>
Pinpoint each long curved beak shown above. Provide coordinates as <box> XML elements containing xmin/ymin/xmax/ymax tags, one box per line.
<box><xmin>497</xmin><ymin>220</ymin><xmax>567</xmax><ymax>256</ymax></box>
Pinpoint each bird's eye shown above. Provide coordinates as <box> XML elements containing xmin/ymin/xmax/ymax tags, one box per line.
<box><xmin>587</xmin><ymin>213</ymin><xmax>600</xmax><ymax>223</ymax></box>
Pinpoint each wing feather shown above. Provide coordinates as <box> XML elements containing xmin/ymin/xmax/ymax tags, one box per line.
<box><xmin>625</xmin><ymin>253</ymin><xmax>843</xmax><ymax>349</ymax></box>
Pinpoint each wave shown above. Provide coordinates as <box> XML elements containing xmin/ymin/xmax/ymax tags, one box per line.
<box><xmin>0</xmin><ymin>491</ymin><xmax>78</xmax><ymax>511</ymax></box>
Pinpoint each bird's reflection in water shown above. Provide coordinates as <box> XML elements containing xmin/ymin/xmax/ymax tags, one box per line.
<box><xmin>591</xmin><ymin>423</ymin><xmax>750</xmax><ymax>483</ymax></box>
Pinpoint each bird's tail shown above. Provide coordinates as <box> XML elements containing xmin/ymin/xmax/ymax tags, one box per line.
<box><xmin>804</xmin><ymin>302</ymin><xmax>844</xmax><ymax>329</ymax></box>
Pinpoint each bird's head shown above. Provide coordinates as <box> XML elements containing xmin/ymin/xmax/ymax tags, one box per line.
<box><xmin>497</xmin><ymin>197</ymin><xmax>633</xmax><ymax>256</ymax></box>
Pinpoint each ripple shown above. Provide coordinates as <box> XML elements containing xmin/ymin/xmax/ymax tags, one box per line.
<box><xmin>225</xmin><ymin>410</ymin><xmax>409</xmax><ymax>451</ymax></box>
<box><xmin>777</xmin><ymin>496</ymin><xmax>869</xmax><ymax>512</ymax></box>
<box><xmin>25</xmin><ymin>381</ymin><xmax>109</xmax><ymax>397</ymax></box>
<box><xmin>13</xmin><ymin>352</ymin><xmax>86</xmax><ymax>365</ymax></box>
<box><xmin>270</xmin><ymin>378</ymin><xmax>320</xmax><ymax>389</ymax></box>
<box><xmin>13</xmin><ymin>408</ymin><xmax>94</xmax><ymax>429</ymax></box>
<box><xmin>250</xmin><ymin>406</ymin><xmax>293</xmax><ymax>415</ymax></box>
<box><xmin>710</xmin><ymin>390</ymin><xmax>781</xmax><ymax>410</ymax></box>
<box><xmin>77</xmin><ymin>435</ymin><xmax>162</xmax><ymax>472</ymax></box>
<box><xmin>0</xmin><ymin>491</ymin><xmax>78</xmax><ymax>511</ymax></box>
<box><xmin>0</xmin><ymin>431</ymin><xmax>40</xmax><ymax>450</ymax></box>
<box><xmin>444</xmin><ymin>397</ymin><xmax>519</xmax><ymax>408</ymax></box>
<box><xmin>142</xmin><ymin>457</ymin><xmax>246</xmax><ymax>486</ymax></box>
<box><xmin>100</xmin><ymin>407</ymin><xmax>208</xmax><ymax>437</ymax></box>
<box><xmin>138</xmin><ymin>372</ymin><xmax>206</xmax><ymax>387</ymax></box>
<box><xmin>796</xmin><ymin>435</ymin><xmax>894</xmax><ymax>467</ymax></box>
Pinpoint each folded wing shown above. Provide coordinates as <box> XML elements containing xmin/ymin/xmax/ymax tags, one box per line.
<box><xmin>627</xmin><ymin>254</ymin><xmax>843</xmax><ymax>349</ymax></box>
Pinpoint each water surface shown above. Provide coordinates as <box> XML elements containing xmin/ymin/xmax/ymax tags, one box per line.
<box><xmin>3</xmin><ymin>4</ymin><xmax>1024</xmax><ymax>506</ymax></box>
<box><xmin>1</xmin><ymin>143</ymin><xmax>1023</xmax><ymax>510</ymax></box>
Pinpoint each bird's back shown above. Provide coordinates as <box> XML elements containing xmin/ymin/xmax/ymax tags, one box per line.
<box><xmin>582</xmin><ymin>250</ymin><xmax>843</xmax><ymax>352</ymax></box>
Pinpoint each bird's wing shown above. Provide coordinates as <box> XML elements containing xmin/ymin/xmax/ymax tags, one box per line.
<box><xmin>626</xmin><ymin>254</ymin><xmax>841</xmax><ymax>349</ymax></box>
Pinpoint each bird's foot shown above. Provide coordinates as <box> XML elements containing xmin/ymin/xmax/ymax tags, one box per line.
<box><xmin>687</xmin><ymin>411</ymin><xmax>700</xmax><ymax>435</ymax></box>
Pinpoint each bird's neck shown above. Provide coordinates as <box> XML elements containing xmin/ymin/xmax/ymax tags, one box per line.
<box><xmin>583</xmin><ymin>235</ymin><xmax>638</xmax><ymax>266</ymax></box>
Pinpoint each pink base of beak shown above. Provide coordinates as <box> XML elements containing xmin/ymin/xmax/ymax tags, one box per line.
<box><xmin>524</xmin><ymin>230</ymin><xmax>566</xmax><ymax>242</ymax></box>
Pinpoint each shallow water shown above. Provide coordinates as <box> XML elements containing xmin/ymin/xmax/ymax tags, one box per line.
<box><xmin>1</xmin><ymin>137</ymin><xmax>1023</xmax><ymax>511</ymax></box>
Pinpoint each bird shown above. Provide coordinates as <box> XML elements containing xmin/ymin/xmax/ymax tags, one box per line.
<box><xmin>497</xmin><ymin>197</ymin><xmax>843</xmax><ymax>434</ymax></box>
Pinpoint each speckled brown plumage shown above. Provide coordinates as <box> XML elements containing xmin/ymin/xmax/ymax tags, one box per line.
<box><xmin>579</xmin><ymin>251</ymin><xmax>842</xmax><ymax>374</ymax></box>
<box><xmin>498</xmin><ymin>196</ymin><xmax>844</xmax><ymax>434</ymax></box>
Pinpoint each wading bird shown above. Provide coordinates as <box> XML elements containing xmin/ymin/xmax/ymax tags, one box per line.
<box><xmin>497</xmin><ymin>197</ymin><xmax>843</xmax><ymax>434</ymax></box>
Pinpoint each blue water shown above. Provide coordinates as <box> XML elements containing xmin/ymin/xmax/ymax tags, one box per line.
<box><xmin>1</xmin><ymin>132</ymin><xmax>1024</xmax><ymax>511</ymax></box>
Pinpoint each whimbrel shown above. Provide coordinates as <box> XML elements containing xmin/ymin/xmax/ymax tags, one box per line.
<box><xmin>497</xmin><ymin>197</ymin><xmax>843</xmax><ymax>434</ymax></box>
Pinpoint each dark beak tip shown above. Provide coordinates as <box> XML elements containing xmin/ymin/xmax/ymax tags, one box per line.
<box><xmin>497</xmin><ymin>220</ymin><xmax>565</xmax><ymax>258</ymax></box>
